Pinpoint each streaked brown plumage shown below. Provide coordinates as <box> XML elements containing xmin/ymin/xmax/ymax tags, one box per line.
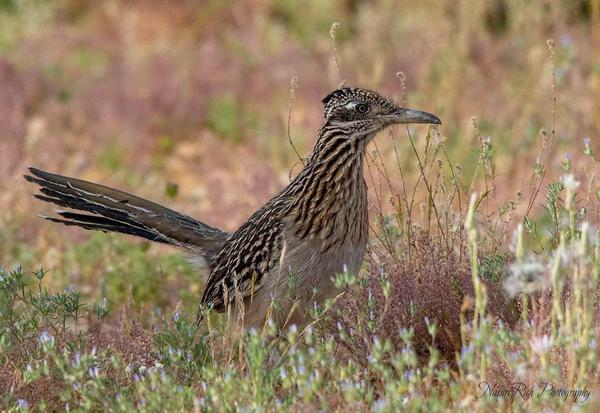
<box><xmin>25</xmin><ymin>87</ymin><xmax>441</xmax><ymax>329</ymax></box>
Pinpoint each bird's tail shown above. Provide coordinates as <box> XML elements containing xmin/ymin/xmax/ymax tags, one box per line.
<box><xmin>25</xmin><ymin>167</ymin><xmax>229</xmax><ymax>259</ymax></box>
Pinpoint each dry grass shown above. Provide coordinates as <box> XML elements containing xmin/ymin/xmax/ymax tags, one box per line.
<box><xmin>325</xmin><ymin>230</ymin><xmax>518</xmax><ymax>369</ymax></box>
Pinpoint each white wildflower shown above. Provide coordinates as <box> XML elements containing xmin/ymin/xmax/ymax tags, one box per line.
<box><xmin>529</xmin><ymin>335</ymin><xmax>553</xmax><ymax>355</ymax></box>
<box><xmin>562</xmin><ymin>174</ymin><xmax>580</xmax><ymax>192</ymax></box>
<box><xmin>373</xmin><ymin>398</ymin><xmax>389</xmax><ymax>411</ymax></box>
<box><xmin>504</xmin><ymin>259</ymin><xmax>546</xmax><ymax>297</ymax></box>
<box><xmin>515</xmin><ymin>363</ymin><xmax>528</xmax><ymax>379</ymax></box>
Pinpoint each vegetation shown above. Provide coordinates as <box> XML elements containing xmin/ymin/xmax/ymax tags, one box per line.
<box><xmin>0</xmin><ymin>0</ymin><xmax>599</xmax><ymax>411</ymax></box>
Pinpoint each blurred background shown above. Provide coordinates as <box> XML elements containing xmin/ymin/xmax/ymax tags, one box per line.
<box><xmin>0</xmin><ymin>0</ymin><xmax>598</xmax><ymax>317</ymax></box>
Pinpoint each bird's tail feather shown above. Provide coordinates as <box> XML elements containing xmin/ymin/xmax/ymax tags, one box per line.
<box><xmin>25</xmin><ymin>167</ymin><xmax>229</xmax><ymax>258</ymax></box>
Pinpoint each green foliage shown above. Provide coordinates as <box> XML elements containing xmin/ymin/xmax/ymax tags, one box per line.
<box><xmin>0</xmin><ymin>0</ymin><xmax>54</xmax><ymax>51</ymax></box>
<box><xmin>205</xmin><ymin>93</ymin><xmax>244</xmax><ymax>143</ymax></box>
<box><xmin>0</xmin><ymin>0</ymin><xmax>17</xmax><ymax>14</ymax></box>
<box><xmin>0</xmin><ymin>266</ymin><xmax>106</xmax><ymax>367</ymax></box>
<box><xmin>164</xmin><ymin>182</ymin><xmax>179</xmax><ymax>199</ymax></box>
<box><xmin>480</xmin><ymin>254</ymin><xmax>509</xmax><ymax>282</ymax></box>
<box><xmin>271</xmin><ymin>0</ymin><xmax>351</xmax><ymax>45</ymax></box>
<box><xmin>60</xmin><ymin>233</ymin><xmax>197</xmax><ymax>315</ymax></box>
<box><xmin>97</xmin><ymin>139</ymin><xmax>125</xmax><ymax>173</ymax></box>
<box><xmin>69</xmin><ymin>48</ymin><xmax>108</xmax><ymax>73</ymax></box>
<box><xmin>153</xmin><ymin>313</ymin><xmax>212</xmax><ymax>383</ymax></box>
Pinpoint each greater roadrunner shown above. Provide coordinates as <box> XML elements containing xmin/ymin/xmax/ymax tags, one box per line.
<box><xmin>26</xmin><ymin>87</ymin><xmax>440</xmax><ymax>329</ymax></box>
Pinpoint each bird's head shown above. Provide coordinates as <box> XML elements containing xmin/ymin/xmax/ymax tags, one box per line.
<box><xmin>321</xmin><ymin>87</ymin><xmax>441</xmax><ymax>138</ymax></box>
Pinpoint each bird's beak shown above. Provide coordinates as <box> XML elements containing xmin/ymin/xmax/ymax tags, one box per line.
<box><xmin>388</xmin><ymin>108</ymin><xmax>442</xmax><ymax>125</ymax></box>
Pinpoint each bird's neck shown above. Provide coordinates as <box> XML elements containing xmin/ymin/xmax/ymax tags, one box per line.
<box><xmin>284</xmin><ymin>124</ymin><xmax>371</xmax><ymax>247</ymax></box>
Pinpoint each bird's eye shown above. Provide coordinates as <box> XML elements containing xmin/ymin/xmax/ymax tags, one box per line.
<box><xmin>355</xmin><ymin>103</ymin><xmax>369</xmax><ymax>114</ymax></box>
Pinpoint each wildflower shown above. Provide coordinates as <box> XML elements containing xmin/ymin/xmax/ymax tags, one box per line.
<box><xmin>560</xmin><ymin>34</ymin><xmax>573</xmax><ymax>47</ymax></box>
<box><xmin>515</xmin><ymin>363</ymin><xmax>528</xmax><ymax>379</ymax></box>
<box><xmin>17</xmin><ymin>399</ymin><xmax>29</xmax><ymax>409</ymax></box>
<box><xmin>509</xmin><ymin>261</ymin><xmax>545</xmax><ymax>279</ymax></box>
<box><xmin>398</xmin><ymin>327</ymin><xmax>412</xmax><ymax>341</ymax></box>
<box><xmin>402</xmin><ymin>370</ymin><xmax>415</xmax><ymax>381</ymax></box>
<box><xmin>562</xmin><ymin>174</ymin><xmax>580</xmax><ymax>192</ymax></box>
<box><xmin>529</xmin><ymin>335</ymin><xmax>553</xmax><ymax>355</ymax></box>
<box><xmin>38</xmin><ymin>331</ymin><xmax>56</xmax><ymax>354</ymax></box>
<box><xmin>503</xmin><ymin>277</ymin><xmax>521</xmax><ymax>297</ymax></box>
<box><xmin>584</xmin><ymin>137</ymin><xmax>592</xmax><ymax>156</ymax></box>
<box><xmin>38</xmin><ymin>331</ymin><xmax>54</xmax><ymax>345</ymax></box>
<box><xmin>557</xmin><ymin>244</ymin><xmax>572</xmax><ymax>263</ymax></box>
<box><xmin>504</xmin><ymin>260</ymin><xmax>546</xmax><ymax>297</ymax></box>
<box><xmin>562</xmin><ymin>154</ymin><xmax>572</xmax><ymax>170</ymax></box>
<box><xmin>373</xmin><ymin>398</ymin><xmax>389</xmax><ymax>412</ymax></box>
<box><xmin>71</xmin><ymin>352</ymin><xmax>81</xmax><ymax>367</ymax></box>
<box><xmin>460</xmin><ymin>343</ymin><xmax>474</xmax><ymax>359</ymax></box>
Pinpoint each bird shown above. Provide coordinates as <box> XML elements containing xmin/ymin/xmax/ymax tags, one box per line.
<box><xmin>25</xmin><ymin>87</ymin><xmax>441</xmax><ymax>330</ymax></box>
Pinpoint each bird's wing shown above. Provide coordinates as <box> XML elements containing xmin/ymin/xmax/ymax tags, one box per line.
<box><xmin>201</xmin><ymin>199</ymin><xmax>285</xmax><ymax>311</ymax></box>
